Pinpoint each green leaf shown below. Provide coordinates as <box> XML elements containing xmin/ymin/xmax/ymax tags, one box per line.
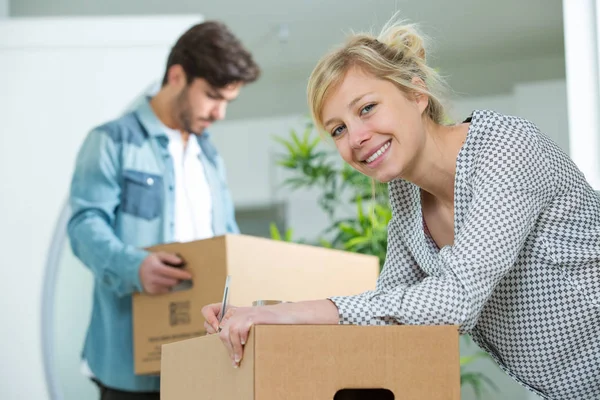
<box><xmin>282</xmin><ymin>177</ymin><xmax>312</xmax><ymax>190</ymax></box>
<box><xmin>356</xmin><ymin>196</ymin><xmax>365</xmax><ymax>222</ymax></box>
<box><xmin>460</xmin><ymin>371</ymin><xmax>499</xmax><ymax>399</ymax></box>
<box><xmin>276</xmin><ymin>159</ymin><xmax>298</xmax><ymax>169</ymax></box>
<box><xmin>318</xmin><ymin>238</ymin><xmax>333</xmax><ymax>248</ymax></box>
<box><xmin>284</xmin><ymin>227</ymin><xmax>294</xmax><ymax>242</ymax></box>
<box><xmin>337</xmin><ymin>222</ymin><xmax>361</xmax><ymax>237</ymax></box>
<box><xmin>461</xmin><ymin>373</ymin><xmax>484</xmax><ymax>399</ymax></box>
<box><xmin>272</xmin><ymin>135</ymin><xmax>298</xmax><ymax>158</ymax></box>
<box><xmin>269</xmin><ymin>222</ymin><xmax>282</xmax><ymax>241</ymax></box>
<box><xmin>290</xmin><ymin>129</ymin><xmax>304</xmax><ymax>152</ymax></box>
<box><xmin>309</xmin><ymin>135</ymin><xmax>322</xmax><ymax>150</ymax></box>
<box><xmin>460</xmin><ymin>352</ymin><xmax>489</xmax><ymax>366</ymax></box>
<box><xmin>344</xmin><ymin>236</ymin><xmax>371</xmax><ymax>249</ymax></box>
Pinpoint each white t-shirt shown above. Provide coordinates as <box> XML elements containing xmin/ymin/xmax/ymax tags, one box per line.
<box><xmin>164</xmin><ymin>127</ymin><xmax>214</xmax><ymax>242</ymax></box>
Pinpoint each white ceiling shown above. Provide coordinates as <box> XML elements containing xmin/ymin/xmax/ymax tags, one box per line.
<box><xmin>9</xmin><ymin>0</ymin><xmax>566</xmax><ymax>119</ymax></box>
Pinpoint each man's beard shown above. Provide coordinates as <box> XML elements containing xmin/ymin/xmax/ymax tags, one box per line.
<box><xmin>174</xmin><ymin>89</ymin><xmax>214</xmax><ymax>135</ymax></box>
<box><xmin>179</xmin><ymin>109</ymin><xmax>202</xmax><ymax>135</ymax></box>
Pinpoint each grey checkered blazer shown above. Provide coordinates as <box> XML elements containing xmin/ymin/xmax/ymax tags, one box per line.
<box><xmin>330</xmin><ymin>110</ymin><xmax>600</xmax><ymax>400</ymax></box>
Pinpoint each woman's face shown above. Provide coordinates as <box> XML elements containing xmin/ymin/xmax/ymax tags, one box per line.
<box><xmin>321</xmin><ymin>67</ymin><xmax>429</xmax><ymax>183</ymax></box>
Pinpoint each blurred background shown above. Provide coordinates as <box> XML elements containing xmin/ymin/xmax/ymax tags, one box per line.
<box><xmin>1</xmin><ymin>0</ymin><xmax>598</xmax><ymax>399</ymax></box>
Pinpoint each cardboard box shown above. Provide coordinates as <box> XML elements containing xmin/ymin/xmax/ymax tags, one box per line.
<box><xmin>161</xmin><ymin>325</ymin><xmax>460</xmax><ymax>400</ymax></box>
<box><xmin>132</xmin><ymin>234</ymin><xmax>379</xmax><ymax>375</ymax></box>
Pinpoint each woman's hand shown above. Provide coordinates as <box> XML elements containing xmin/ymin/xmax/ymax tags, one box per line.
<box><xmin>201</xmin><ymin>300</ymin><xmax>340</xmax><ymax>367</ymax></box>
<box><xmin>202</xmin><ymin>302</ymin><xmax>283</xmax><ymax>367</ymax></box>
<box><xmin>202</xmin><ymin>302</ymin><xmax>227</xmax><ymax>334</ymax></box>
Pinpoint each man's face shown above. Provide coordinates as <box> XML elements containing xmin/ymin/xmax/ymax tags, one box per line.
<box><xmin>173</xmin><ymin>77</ymin><xmax>242</xmax><ymax>135</ymax></box>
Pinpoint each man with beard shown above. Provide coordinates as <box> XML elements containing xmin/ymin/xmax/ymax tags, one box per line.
<box><xmin>67</xmin><ymin>21</ymin><xmax>260</xmax><ymax>400</ymax></box>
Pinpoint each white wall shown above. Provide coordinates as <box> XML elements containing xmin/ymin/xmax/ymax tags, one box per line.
<box><xmin>451</xmin><ymin>93</ymin><xmax>515</xmax><ymax>121</ymax></box>
<box><xmin>443</xmin><ymin>53</ymin><xmax>566</xmax><ymax>99</ymax></box>
<box><xmin>0</xmin><ymin>0</ymin><xmax>7</xmax><ymax>18</ymax></box>
<box><xmin>562</xmin><ymin>0</ymin><xmax>600</xmax><ymax>189</ymax></box>
<box><xmin>514</xmin><ymin>80</ymin><xmax>569</xmax><ymax>153</ymax></box>
<box><xmin>209</xmin><ymin>114</ymin><xmax>309</xmax><ymax>207</ymax></box>
<box><xmin>0</xmin><ymin>15</ymin><xmax>203</xmax><ymax>400</ymax></box>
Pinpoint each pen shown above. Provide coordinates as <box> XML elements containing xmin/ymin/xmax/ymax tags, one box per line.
<box><xmin>217</xmin><ymin>275</ymin><xmax>231</xmax><ymax>332</ymax></box>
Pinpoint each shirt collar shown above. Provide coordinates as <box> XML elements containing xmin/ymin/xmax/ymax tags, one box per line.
<box><xmin>134</xmin><ymin>97</ymin><xmax>167</xmax><ymax>137</ymax></box>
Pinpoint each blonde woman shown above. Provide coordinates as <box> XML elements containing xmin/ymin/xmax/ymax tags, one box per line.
<box><xmin>202</xmin><ymin>19</ymin><xmax>599</xmax><ymax>400</ymax></box>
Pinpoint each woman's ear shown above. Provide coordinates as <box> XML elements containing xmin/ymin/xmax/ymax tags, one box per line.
<box><xmin>411</xmin><ymin>76</ymin><xmax>429</xmax><ymax>115</ymax></box>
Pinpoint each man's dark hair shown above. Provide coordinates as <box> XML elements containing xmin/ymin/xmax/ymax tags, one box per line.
<box><xmin>162</xmin><ymin>21</ymin><xmax>260</xmax><ymax>87</ymax></box>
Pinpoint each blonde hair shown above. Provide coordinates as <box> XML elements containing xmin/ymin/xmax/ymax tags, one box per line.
<box><xmin>307</xmin><ymin>17</ymin><xmax>450</xmax><ymax>132</ymax></box>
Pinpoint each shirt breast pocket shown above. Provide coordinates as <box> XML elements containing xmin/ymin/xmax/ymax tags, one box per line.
<box><xmin>121</xmin><ymin>169</ymin><xmax>163</xmax><ymax>221</ymax></box>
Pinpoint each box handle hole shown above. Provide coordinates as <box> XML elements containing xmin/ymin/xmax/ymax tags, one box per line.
<box><xmin>334</xmin><ymin>388</ymin><xmax>395</xmax><ymax>399</ymax></box>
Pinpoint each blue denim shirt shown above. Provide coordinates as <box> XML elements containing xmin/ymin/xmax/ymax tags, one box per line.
<box><xmin>67</xmin><ymin>98</ymin><xmax>239</xmax><ymax>392</ymax></box>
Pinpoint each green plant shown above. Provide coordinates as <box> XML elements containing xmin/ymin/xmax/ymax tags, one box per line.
<box><xmin>271</xmin><ymin>122</ymin><xmax>390</xmax><ymax>268</ymax></box>
<box><xmin>270</xmin><ymin>120</ymin><xmax>498</xmax><ymax>399</ymax></box>
<box><xmin>460</xmin><ymin>337</ymin><xmax>499</xmax><ymax>398</ymax></box>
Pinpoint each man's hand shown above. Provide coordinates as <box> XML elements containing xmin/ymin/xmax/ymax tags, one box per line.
<box><xmin>139</xmin><ymin>252</ymin><xmax>193</xmax><ymax>295</ymax></box>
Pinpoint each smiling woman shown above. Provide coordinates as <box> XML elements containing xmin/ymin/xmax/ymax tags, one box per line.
<box><xmin>317</xmin><ymin>66</ymin><xmax>467</xmax><ymax>186</ymax></box>
<box><xmin>202</xmin><ymin>15</ymin><xmax>600</xmax><ymax>400</ymax></box>
<box><xmin>308</xmin><ymin>21</ymin><xmax>463</xmax><ymax>187</ymax></box>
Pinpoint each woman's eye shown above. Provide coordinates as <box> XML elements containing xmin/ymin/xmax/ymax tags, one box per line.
<box><xmin>331</xmin><ymin>125</ymin><xmax>346</xmax><ymax>137</ymax></box>
<box><xmin>360</xmin><ymin>103</ymin><xmax>375</xmax><ymax>115</ymax></box>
